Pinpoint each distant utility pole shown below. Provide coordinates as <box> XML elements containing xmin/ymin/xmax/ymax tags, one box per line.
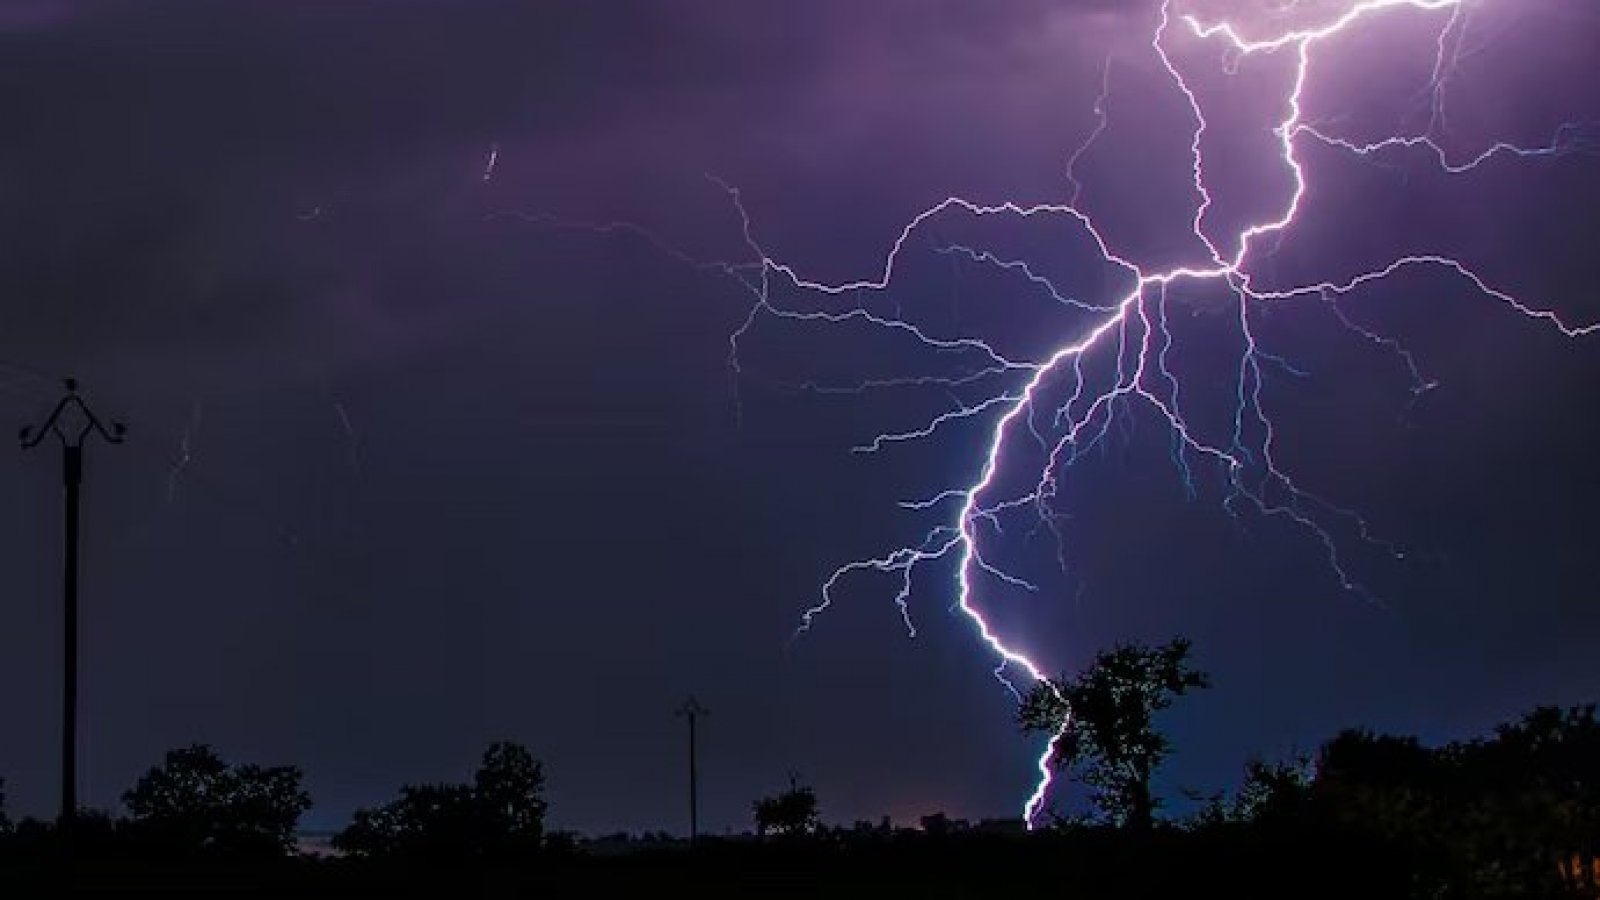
<box><xmin>21</xmin><ymin>378</ymin><xmax>126</xmax><ymax>826</ymax></box>
<box><xmin>675</xmin><ymin>695</ymin><xmax>708</xmax><ymax>842</ymax></box>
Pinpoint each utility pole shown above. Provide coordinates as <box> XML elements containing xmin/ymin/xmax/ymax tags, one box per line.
<box><xmin>21</xmin><ymin>378</ymin><xmax>126</xmax><ymax>827</ymax></box>
<box><xmin>675</xmin><ymin>696</ymin><xmax>708</xmax><ymax>842</ymax></box>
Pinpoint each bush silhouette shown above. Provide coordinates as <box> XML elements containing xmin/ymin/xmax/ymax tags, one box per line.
<box><xmin>753</xmin><ymin>778</ymin><xmax>819</xmax><ymax>837</ymax></box>
<box><xmin>333</xmin><ymin>741</ymin><xmax>548</xmax><ymax>862</ymax></box>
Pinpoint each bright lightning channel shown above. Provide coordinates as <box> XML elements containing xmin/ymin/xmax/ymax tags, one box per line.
<box><xmin>719</xmin><ymin>0</ymin><xmax>1598</xmax><ymax>828</ymax></box>
<box><xmin>490</xmin><ymin>0</ymin><xmax>1598</xmax><ymax>829</ymax></box>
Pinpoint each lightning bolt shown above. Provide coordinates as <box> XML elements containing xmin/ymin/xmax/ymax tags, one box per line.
<box><xmin>483</xmin><ymin>142</ymin><xmax>501</xmax><ymax>183</ymax></box>
<box><xmin>709</xmin><ymin>0</ymin><xmax>1599</xmax><ymax>828</ymax></box>
<box><xmin>331</xmin><ymin>396</ymin><xmax>363</xmax><ymax>480</ymax></box>
<box><xmin>491</xmin><ymin>0</ymin><xmax>1597</xmax><ymax>828</ymax></box>
<box><xmin>167</xmin><ymin>401</ymin><xmax>203</xmax><ymax>504</ymax></box>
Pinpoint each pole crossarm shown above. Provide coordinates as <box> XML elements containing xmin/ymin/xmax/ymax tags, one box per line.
<box><xmin>20</xmin><ymin>378</ymin><xmax>127</xmax><ymax>451</ymax></box>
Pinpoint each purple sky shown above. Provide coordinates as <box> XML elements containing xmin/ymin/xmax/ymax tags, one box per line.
<box><xmin>0</xmin><ymin>0</ymin><xmax>1597</xmax><ymax>835</ymax></box>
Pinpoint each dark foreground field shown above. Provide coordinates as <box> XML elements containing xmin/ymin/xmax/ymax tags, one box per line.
<box><xmin>2</xmin><ymin>825</ymin><xmax>1577</xmax><ymax>899</ymax></box>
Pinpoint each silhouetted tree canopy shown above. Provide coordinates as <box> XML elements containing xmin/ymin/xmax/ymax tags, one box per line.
<box><xmin>121</xmin><ymin>744</ymin><xmax>310</xmax><ymax>857</ymax></box>
<box><xmin>474</xmin><ymin>741</ymin><xmax>547</xmax><ymax>851</ymax></box>
<box><xmin>332</xmin><ymin>741</ymin><xmax>548</xmax><ymax>862</ymax></box>
<box><xmin>753</xmin><ymin>779</ymin><xmax>820</xmax><ymax>837</ymax></box>
<box><xmin>1174</xmin><ymin>705</ymin><xmax>1600</xmax><ymax>896</ymax></box>
<box><xmin>0</xmin><ymin>777</ymin><xmax>10</xmax><ymax>835</ymax></box>
<box><xmin>1233</xmin><ymin>754</ymin><xmax>1315</xmax><ymax>823</ymax></box>
<box><xmin>1019</xmin><ymin>636</ymin><xmax>1209</xmax><ymax>829</ymax></box>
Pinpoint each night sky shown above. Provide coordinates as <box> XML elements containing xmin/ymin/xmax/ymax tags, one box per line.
<box><xmin>0</xmin><ymin>0</ymin><xmax>1598</xmax><ymax>837</ymax></box>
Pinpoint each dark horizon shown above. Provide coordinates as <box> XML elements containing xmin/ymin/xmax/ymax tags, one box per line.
<box><xmin>0</xmin><ymin>0</ymin><xmax>1597</xmax><ymax>839</ymax></box>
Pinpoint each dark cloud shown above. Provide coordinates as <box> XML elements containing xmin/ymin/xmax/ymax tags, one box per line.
<box><xmin>0</xmin><ymin>0</ymin><xmax>1594</xmax><ymax>838</ymax></box>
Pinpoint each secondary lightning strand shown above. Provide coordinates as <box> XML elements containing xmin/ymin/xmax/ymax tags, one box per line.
<box><xmin>1066</xmin><ymin>54</ymin><xmax>1115</xmax><ymax>209</ymax></box>
<box><xmin>483</xmin><ymin>142</ymin><xmax>501</xmax><ymax>183</ymax></box>
<box><xmin>167</xmin><ymin>401</ymin><xmax>203</xmax><ymax>504</ymax></box>
<box><xmin>331</xmin><ymin>397</ymin><xmax>363</xmax><ymax>480</ymax></box>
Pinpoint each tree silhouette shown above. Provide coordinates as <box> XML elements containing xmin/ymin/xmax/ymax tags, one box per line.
<box><xmin>1317</xmin><ymin>728</ymin><xmax>1440</xmax><ymax>792</ymax></box>
<box><xmin>1292</xmin><ymin>710</ymin><xmax>1600</xmax><ymax>895</ymax></box>
<box><xmin>1312</xmin><ymin>727</ymin><xmax>1453</xmax><ymax>859</ymax></box>
<box><xmin>333</xmin><ymin>741</ymin><xmax>548</xmax><ymax>862</ymax></box>
<box><xmin>1453</xmin><ymin>704</ymin><xmax>1600</xmax><ymax>895</ymax></box>
<box><xmin>753</xmin><ymin>777</ymin><xmax>819</xmax><ymax>837</ymax></box>
<box><xmin>1019</xmin><ymin>636</ymin><xmax>1209</xmax><ymax>829</ymax></box>
<box><xmin>473</xmin><ymin>741</ymin><xmax>548</xmax><ymax>856</ymax></box>
<box><xmin>335</xmin><ymin>783</ymin><xmax>481</xmax><ymax>860</ymax></box>
<box><xmin>122</xmin><ymin>744</ymin><xmax>309</xmax><ymax>857</ymax></box>
<box><xmin>0</xmin><ymin>777</ymin><xmax>10</xmax><ymax>835</ymax></box>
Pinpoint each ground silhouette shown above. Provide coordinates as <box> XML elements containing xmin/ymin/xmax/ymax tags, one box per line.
<box><xmin>0</xmin><ymin>642</ymin><xmax>1597</xmax><ymax>897</ymax></box>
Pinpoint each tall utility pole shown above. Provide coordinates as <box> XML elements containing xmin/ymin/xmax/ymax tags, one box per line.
<box><xmin>21</xmin><ymin>378</ymin><xmax>126</xmax><ymax>826</ymax></box>
<box><xmin>675</xmin><ymin>696</ymin><xmax>708</xmax><ymax>842</ymax></box>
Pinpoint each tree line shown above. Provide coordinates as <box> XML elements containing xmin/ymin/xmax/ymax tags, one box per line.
<box><xmin>0</xmin><ymin>741</ymin><xmax>549</xmax><ymax>864</ymax></box>
<box><xmin>0</xmin><ymin>637</ymin><xmax>1596</xmax><ymax>898</ymax></box>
